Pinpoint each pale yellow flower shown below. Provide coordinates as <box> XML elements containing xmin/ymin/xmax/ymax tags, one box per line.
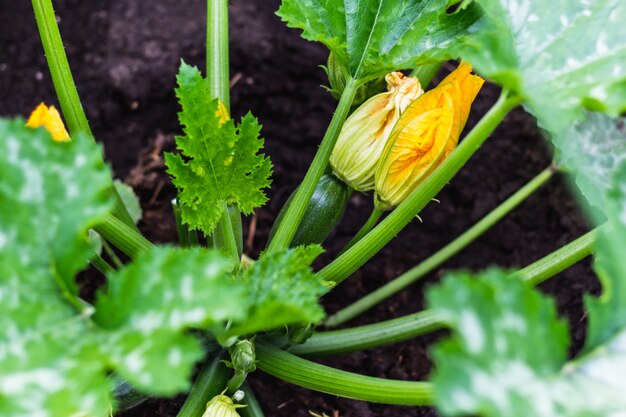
<box><xmin>375</xmin><ymin>63</ymin><xmax>484</xmax><ymax>209</ymax></box>
<box><xmin>26</xmin><ymin>103</ymin><xmax>70</xmax><ymax>142</ymax></box>
<box><xmin>202</xmin><ymin>394</ymin><xmax>245</xmax><ymax>417</ymax></box>
<box><xmin>330</xmin><ymin>72</ymin><xmax>423</xmax><ymax>192</ymax></box>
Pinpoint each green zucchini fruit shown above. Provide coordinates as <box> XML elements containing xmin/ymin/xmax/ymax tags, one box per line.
<box><xmin>270</xmin><ymin>173</ymin><xmax>351</xmax><ymax>246</ymax></box>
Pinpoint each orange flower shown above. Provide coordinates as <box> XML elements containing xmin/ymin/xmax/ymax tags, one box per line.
<box><xmin>26</xmin><ymin>103</ymin><xmax>70</xmax><ymax>142</ymax></box>
<box><xmin>330</xmin><ymin>72</ymin><xmax>423</xmax><ymax>192</ymax></box>
<box><xmin>375</xmin><ymin>63</ymin><xmax>484</xmax><ymax>209</ymax></box>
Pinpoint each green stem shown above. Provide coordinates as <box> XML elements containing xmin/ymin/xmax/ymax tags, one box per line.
<box><xmin>177</xmin><ymin>352</ymin><xmax>229</xmax><ymax>417</ymax></box>
<box><xmin>206</xmin><ymin>0</ymin><xmax>242</xmax><ymax>262</ymax></box>
<box><xmin>255</xmin><ymin>340</ymin><xmax>433</xmax><ymax>405</ymax></box>
<box><xmin>217</xmin><ymin>203</ymin><xmax>241</xmax><ymax>264</ymax></box>
<box><xmin>289</xmin><ymin>310</ymin><xmax>445</xmax><ymax>356</ymax></box>
<box><xmin>102</xmin><ymin>239</ymin><xmax>124</xmax><ymax>269</ymax></box>
<box><xmin>173</xmin><ymin>199</ymin><xmax>191</xmax><ymax>247</ymax></box>
<box><xmin>32</xmin><ymin>0</ymin><xmax>91</xmax><ymax>137</ymax></box>
<box><xmin>318</xmin><ymin>91</ymin><xmax>522</xmax><ymax>285</ymax></box>
<box><xmin>341</xmin><ymin>205</ymin><xmax>385</xmax><ymax>254</ymax></box>
<box><xmin>291</xmin><ymin>228</ymin><xmax>598</xmax><ymax>356</ymax></box>
<box><xmin>94</xmin><ymin>213</ymin><xmax>154</xmax><ymax>259</ymax></box>
<box><xmin>90</xmin><ymin>253</ymin><xmax>115</xmax><ymax>275</ymax></box>
<box><xmin>518</xmin><ymin>227</ymin><xmax>599</xmax><ymax>287</ymax></box>
<box><xmin>326</xmin><ymin>165</ymin><xmax>556</xmax><ymax>327</ymax></box>
<box><xmin>207</xmin><ymin>0</ymin><xmax>230</xmax><ymax>110</ymax></box>
<box><xmin>267</xmin><ymin>78</ymin><xmax>359</xmax><ymax>252</ymax></box>
<box><xmin>32</xmin><ymin>0</ymin><xmax>137</xmax><ymax>230</ymax></box>
<box><xmin>240</xmin><ymin>384</ymin><xmax>265</xmax><ymax>417</ymax></box>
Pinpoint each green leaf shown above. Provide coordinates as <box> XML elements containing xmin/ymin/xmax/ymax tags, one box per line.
<box><xmin>453</xmin><ymin>0</ymin><xmax>626</xmax><ymax>132</ymax></box>
<box><xmin>585</xmin><ymin>161</ymin><xmax>626</xmax><ymax>352</ymax></box>
<box><xmin>94</xmin><ymin>246</ymin><xmax>247</xmax><ymax>394</ymax></box>
<box><xmin>0</xmin><ymin>119</ymin><xmax>113</xmax><ymax>294</ymax></box>
<box><xmin>552</xmin><ymin>113</ymin><xmax>626</xmax><ymax>216</ymax></box>
<box><xmin>224</xmin><ymin>245</ymin><xmax>327</xmax><ymax>338</ymax></box>
<box><xmin>114</xmin><ymin>179</ymin><xmax>142</xmax><ymax>224</ymax></box>
<box><xmin>0</xmin><ymin>119</ymin><xmax>114</xmax><ymax>416</ymax></box>
<box><xmin>165</xmin><ymin>63</ymin><xmax>272</xmax><ymax>235</ymax></box>
<box><xmin>277</xmin><ymin>0</ymin><xmax>482</xmax><ymax>81</ymax></box>
<box><xmin>0</xmin><ymin>321</ymin><xmax>113</xmax><ymax>417</ymax></box>
<box><xmin>429</xmin><ymin>270</ymin><xmax>626</xmax><ymax>417</ymax></box>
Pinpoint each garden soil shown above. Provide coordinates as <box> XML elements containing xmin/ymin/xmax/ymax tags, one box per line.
<box><xmin>0</xmin><ymin>1</ymin><xmax>598</xmax><ymax>416</ymax></box>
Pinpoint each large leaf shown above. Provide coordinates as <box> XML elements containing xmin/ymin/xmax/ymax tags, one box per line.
<box><xmin>277</xmin><ymin>0</ymin><xmax>482</xmax><ymax>81</ymax></box>
<box><xmin>223</xmin><ymin>245</ymin><xmax>328</xmax><ymax>339</ymax></box>
<box><xmin>429</xmin><ymin>270</ymin><xmax>626</xmax><ymax>417</ymax></box>
<box><xmin>552</xmin><ymin>113</ymin><xmax>626</xmax><ymax>216</ymax></box>
<box><xmin>454</xmin><ymin>0</ymin><xmax>626</xmax><ymax>132</ymax></box>
<box><xmin>0</xmin><ymin>120</ymin><xmax>114</xmax><ymax>416</ymax></box>
<box><xmin>0</xmin><ymin>119</ymin><xmax>113</xmax><ymax>292</ymax></box>
<box><xmin>94</xmin><ymin>246</ymin><xmax>248</xmax><ymax>393</ymax></box>
<box><xmin>165</xmin><ymin>63</ymin><xmax>272</xmax><ymax>235</ymax></box>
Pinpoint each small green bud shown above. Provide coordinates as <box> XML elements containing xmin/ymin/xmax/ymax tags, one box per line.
<box><xmin>323</xmin><ymin>53</ymin><xmax>386</xmax><ymax>107</ymax></box>
<box><xmin>229</xmin><ymin>339</ymin><xmax>256</xmax><ymax>373</ymax></box>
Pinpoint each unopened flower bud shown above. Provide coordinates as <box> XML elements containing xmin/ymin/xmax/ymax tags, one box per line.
<box><xmin>229</xmin><ymin>339</ymin><xmax>256</xmax><ymax>373</ymax></box>
<box><xmin>324</xmin><ymin>52</ymin><xmax>385</xmax><ymax>106</ymax></box>
<box><xmin>375</xmin><ymin>63</ymin><xmax>484</xmax><ymax>209</ymax></box>
<box><xmin>202</xmin><ymin>394</ymin><xmax>245</xmax><ymax>417</ymax></box>
<box><xmin>25</xmin><ymin>103</ymin><xmax>70</xmax><ymax>142</ymax></box>
<box><xmin>330</xmin><ymin>72</ymin><xmax>423</xmax><ymax>192</ymax></box>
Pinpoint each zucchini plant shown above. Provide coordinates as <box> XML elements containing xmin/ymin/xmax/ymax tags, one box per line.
<box><xmin>1</xmin><ymin>0</ymin><xmax>625</xmax><ymax>416</ymax></box>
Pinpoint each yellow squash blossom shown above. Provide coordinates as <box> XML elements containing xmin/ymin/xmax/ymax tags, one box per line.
<box><xmin>375</xmin><ymin>63</ymin><xmax>484</xmax><ymax>209</ymax></box>
<box><xmin>330</xmin><ymin>72</ymin><xmax>423</xmax><ymax>192</ymax></box>
<box><xmin>26</xmin><ymin>103</ymin><xmax>70</xmax><ymax>142</ymax></box>
<box><xmin>202</xmin><ymin>393</ymin><xmax>245</xmax><ymax>417</ymax></box>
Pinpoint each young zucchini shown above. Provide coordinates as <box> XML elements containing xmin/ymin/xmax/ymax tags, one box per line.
<box><xmin>271</xmin><ymin>173</ymin><xmax>351</xmax><ymax>246</ymax></box>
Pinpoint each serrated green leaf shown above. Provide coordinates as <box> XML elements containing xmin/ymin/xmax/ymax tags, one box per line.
<box><xmin>94</xmin><ymin>246</ymin><xmax>248</xmax><ymax>394</ymax></box>
<box><xmin>165</xmin><ymin>63</ymin><xmax>272</xmax><ymax>235</ymax></box>
<box><xmin>114</xmin><ymin>179</ymin><xmax>142</xmax><ymax>224</ymax></box>
<box><xmin>277</xmin><ymin>0</ymin><xmax>482</xmax><ymax>81</ymax></box>
<box><xmin>0</xmin><ymin>119</ymin><xmax>113</xmax><ymax>293</ymax></box>
<box><xmin>429</xmin><ymin>270</ymin><xmax>626</xmax><ymax>417</ymax></box>
<box><xmin>453</xmin><ymin>0</ymin><xmax>626</xmax><ymax>132</ymax></box>
<box><xmin>224</xmin><ymin>245</ymin><xmax>327</xmax><ymax>338</ymax></box>
<box><xmin>552</xmin><ymin>113</ymin><xmax>626</xmax><ymax>217</ymax></box>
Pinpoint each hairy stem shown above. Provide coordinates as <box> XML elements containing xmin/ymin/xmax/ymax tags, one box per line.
<box><xmin>32</xmin><ymin>0</ymin><xmax>137</xmax><ymax>229</ymax></box>
<box><xmin>94</xmin><ymin>213</ymin><xmax>154</xmax><ymax>259</ymax></box>
<box><xmin>318</xmin><ymin>92</ymin><xmax>522</xmax><ymax>285</ymax></box>
<box><xmin>326</xmin><ymin>165</ymin><xmax>556</xmax><ymax>327</ymax></box>
<box><xmin>206</xmin><ymin>0</ymin><xmax>242</xmax><ymax>262</ymax></box>
<box><xmin>255</xmin><ymin>340</ymin><xmax>433</xmax><ymax>405</ymax></box>
<box><xmin>267</xmin><ymin>78</ymin><xmax>359</xmax><ymax>252</ymax></box>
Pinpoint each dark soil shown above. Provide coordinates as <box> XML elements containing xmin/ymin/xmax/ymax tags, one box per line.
<box><xmin>0</xmin><ymin>1</ymin><xmax>598</xmax><ymax>417</ymax></box>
